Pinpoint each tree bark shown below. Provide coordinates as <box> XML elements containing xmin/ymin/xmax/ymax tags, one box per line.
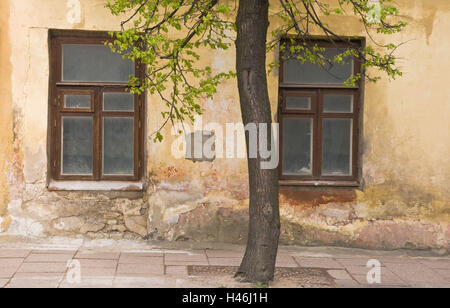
<box><xmin>235</xmin><ymin>0</ymin><xmax>281</xmax><ymax>284</ymax></box>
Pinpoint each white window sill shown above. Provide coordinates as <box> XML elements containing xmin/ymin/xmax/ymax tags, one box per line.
<box><xmin>48</xmin><ymin>180</ymin><xmax>145</xmax><ymax>191</ymax></box>
<box><xmin>279</xmin><ymin>180</ymin><xmax>360</xmax><ymax>187</ymax></box>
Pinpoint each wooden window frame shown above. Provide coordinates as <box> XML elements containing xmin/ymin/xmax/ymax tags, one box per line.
<box><xmin>49</xmin><ymin>34</ymin><xmax>145</xmax><ymax>182</ymax></box>
<box><xmin>278</xmin><ymin>38</ymin><xmax>363</xmax><ymax>186</ymax></box>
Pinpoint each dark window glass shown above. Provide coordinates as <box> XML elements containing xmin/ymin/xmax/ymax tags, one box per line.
<box><xmin>286</xmin><ymin>96</ymin><xmax>311</xmax><ymax>110</ymax></box>
<box><xmin>282</xmin><ymin>118</ymin><xmax>313</xmax><ymax>175</ymax></box>
<box><xmin>323</xmin><ymin>94</ymin><xmax>353</xmax><ymax>113</ymax></box>
<box><xmin>64</xmin><ymin>94</ymin><xmax>90</xmax><ymax>109</ymax></box>
<box><xmin>283</xmin><ymin>48</ymin><xmax>353</xmax><ymax>84</ymax></box>
<box><xmin>103</xmin><ymin>93</ymin><xmax>134</xmax><ymax>111</ymax></box>
<box><xmin>103</xmin><ymin>117</ymin><xmax>134</xmax><ymax>175</ymax></box>
<box><xmin>62</xmin><ymin>117</ymin><xmax>93</xmax><ymax>175</ymax></box>
<box><xmin>322</xmin><ymin>118</ymin><xmax>353</xmax><ymax>176</ymax></box>
<box><xmin>62</xmin><ymin>44</ymin><xmax>134</xmax><ymax>82</ymax></box>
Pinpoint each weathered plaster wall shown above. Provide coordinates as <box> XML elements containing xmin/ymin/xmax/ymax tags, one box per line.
<box><xmin>2</xmin><ymin>0</ymin><xmax>150</xmax><ymax>239</ymax></box>
<box><xmin>144</xmin><ymin>0</ymin><xmax>450</xmax><ymax>250</ymax></box>
<box><xmin>0</xmin><ymin>0</ymin><xmax>14</xmax><ymax>232</ymax></box>
<box><xmin>266</xmin><ymin>0</ymin><xmax>450</xmax><ymax>250</ymax></box>
<box><xmin>1</xmin><ymin>0</ymin><xmax>449</xmax><ymax>250</ymax></box>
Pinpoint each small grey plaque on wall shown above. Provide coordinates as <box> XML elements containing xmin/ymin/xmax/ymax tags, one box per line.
<box><xmin>185</xmin><ymin>130</ymin><xmax>216</xmax><ymax>162</ymax></box>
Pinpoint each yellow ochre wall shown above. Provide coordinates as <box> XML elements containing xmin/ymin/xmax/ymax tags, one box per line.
<box><xmin>0</xmin><ymin>0</ymin><xmax>14</xmax><ymax>232</ymax></box>
<box><xmin>0</xmin><ymin>0</ymin><xmax>448</xmax><ymax>250</ymax></box>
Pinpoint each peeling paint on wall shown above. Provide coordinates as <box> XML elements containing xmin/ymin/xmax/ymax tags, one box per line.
<box><xmin>0</xmin><ymin>0</ymin><xmax>14</xmax><ymax>230</ymax></box>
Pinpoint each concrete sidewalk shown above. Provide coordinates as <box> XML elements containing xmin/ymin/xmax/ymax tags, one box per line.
<box><xmin>0</xmin><ymin>237</ymin><xmax>449</xmax><ymax>288</ymax></box>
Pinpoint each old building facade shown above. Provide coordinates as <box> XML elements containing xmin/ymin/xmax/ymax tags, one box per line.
<box><xmin>0</xmin><ymin>0</ymin><xmax>449</xmax><ymax>251</ymax></box>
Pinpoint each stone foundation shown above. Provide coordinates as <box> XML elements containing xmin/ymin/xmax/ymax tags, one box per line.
<box><xmin>1</xmin><ymin>180</ymin><xmax>449</xmax><ymax>253</ymax></box>
<box><xmin>5</xmin><ymin>187</ymin><xmax>148</xmax><ymax>240</ymax></box>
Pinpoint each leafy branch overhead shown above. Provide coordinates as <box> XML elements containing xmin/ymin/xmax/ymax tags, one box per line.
<box><xmin>106</xmin><ymin>0</ymin><xmax>407</xmax><ymax>141</ymax></box>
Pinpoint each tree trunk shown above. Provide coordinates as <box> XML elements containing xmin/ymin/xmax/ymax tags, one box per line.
<box><xmin>235</xmin><ymin>0</ymin><xmax>281</xmax><ymax>284</ymax></box>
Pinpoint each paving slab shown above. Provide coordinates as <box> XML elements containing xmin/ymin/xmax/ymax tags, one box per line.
<box><xmin>6</xmin><ymin>278</ymin><xmax>62</xmax><ymax>288</ymax></box>
<box><xmin>74</xmin><ymin>259</ymin><xmax>118</xmax><ymax>268</ymax></box>
<box><xmin>165</xmin><ymin>253</ymin><xmax>208</xmax><ymax>262</ymax></box>
<box><xmin>383</xmin><ymin>263</ymin><xmax>448</xmax><ymax>284</ymax></box>
<box><xmin>344</xmin><ymin>264</ymin><xmax>391</xmax><ymax>277</ymax></box>
<box><xmin>0</xmin><ymin>249</ymin><xmax>30</xmax><ymax>258</ymax></box>
<box><xmin>205</xmin><ymin>250</ymin><xmax>244</xmax><ymax>258</ymax></box>
<box><xmin>208</xmin><ymin>257</ymin><xmax>241</xmax><ymax>266</ymax></box>
<box><xmin>334</xmin><ymin>279</ymin><xmax>360</xmax><ymax>288</ymax></box>
<box><xmin>0</xmin><ymin>240</ymin><xmax>449</xmax><ymax>288</ymax></box>
<box><xmin>14</xmin><ymin>272</ymin><xmax>64</xmax><ymax>279</ymax></box>
<box><xmin>80</xmin><ymin>267</ymin><xmax>116</xmax><ymax>279</ymax></box>
<box><xmin>25</xmin><ymin>253</ymin><xmax>74</xmax><ymax>263</ymax></box>
<box><xmin>336</xmin><ymin>257</ymin><xmax>378</xmax><ymax>266</ymax></box>
<box><xmin>377</xmin><ymin>257</ymin><xmax>420</xmax><ymax>264</ymax></box>
<box><xmin>75</xmin><ymin>251</ymin><xmax>120</xmax><ymax>260</ymax></box>
<box><xmin>344</xmin><ymin>265</ymin><xmax>373</xmax><ymax>275</ymax></box>
<box><xmin>119</xmin><ymin>255</ymin><xmax>163</xmax><ymax>264</ymax></box>
<box><xmin>31</xmin><ymin>250</ymin><xmax>77</xmax><ymax>255</ymax></box>
<box><xmin>165</xmin><ymin>265</ymin><xmax>188</xmax><ymax>277</ymax></box>
<box><xmin>275</xmin><ymin>255</ymin><xmax>298</xmax><ymax>267</ymax></box>
<box><xmin>165</xmin><ymin>260</ymin><xmax>210</xmax><ymax>266</ymax></box>
<box><xmin>121</xmin><ymin>252</ymin><xmax>164</xmax><ymax>258</ymax></box>
<box><xmin>294</xmin><ymin>257</ymin><xmax>343</xmax><ymax>269</ymax></box>
<box><xmin>436</xmin><ymin>269</ymin><xmax>450</xmax><ymax>280</ymax></box>
<box><xmin>17</xmin><ymin>262</ymin><xmax>67</xmax><ymax>273</ymax></box>
<box><xmin>0</xmin><ymin>279</ymin><xmax>9</xmax><ymax>288</ymax></box>
<box><xmin>327</xmin><ymin>270</ymin><xmax>353</xmax><ymax>280</ymax></box>
<box><xmin>59</xmin><ymin>278</ymin><xmax>114</xmax><ymax>288</ymax></box>
<box><xmin>352</xmin><ymin>273</ymin><xmax>408</xmax><ymax>287</ymax></box>
<box><xmin>0</xmin><ymin>267</ymin><xmax>19</xmax><ymax>278</ymax></box>
<box><xmin>409</xmin><ymin>281</ymin><xmax>450</xmax><ymax>288</ymax></box>
<box><xmin>0</xmin><ymin>258</ymin><xmax>24</xmax><ymax>268</ymax></box>
<box><xmin>113</xmin><ymin>277</ymin><xmax>175</xmax><ymax>288</ymax></box>
<box><xmin>377</xmin><ymin>271</ymin><xmax>408</xmax><ymax>286</ymax></box>
<box><xmin>117</xmin><ymin>263</ymin><xmax>164</xmax><ymax>276</ymax></box>
<box><xmin>419</xmin><ymin>259</ymin><xmax>450</xmax><ymax>270</ymax></box>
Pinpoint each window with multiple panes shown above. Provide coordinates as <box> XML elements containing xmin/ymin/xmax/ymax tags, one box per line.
<box><xmin>49</xmin><ymin>33</ymin><xmax>145</xmax><ymax>181</ymax></box>
<box><xmin>278</xmin><ymin>39</ymin><xmax>362</xmax><ymax>185</ymax></box>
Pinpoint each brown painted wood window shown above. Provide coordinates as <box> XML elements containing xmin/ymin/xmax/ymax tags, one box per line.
<box><xmin>278</xmin><ymin>39</ymin><xmax>362</xmax><ymax>186</ymax></box>
<box><xmin>49</xmin><ymin>34</ymin><xmax>145</xmax><ymax>181</ymax></box>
